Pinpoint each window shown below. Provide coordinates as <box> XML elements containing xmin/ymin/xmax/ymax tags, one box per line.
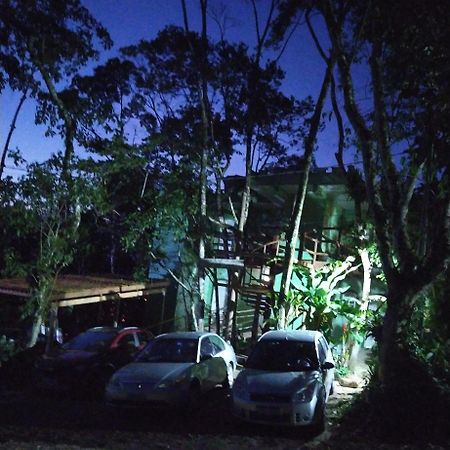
<box><xmin>62</xmin><ymin>330</ymin><xmax>116</xmax><ymax>351</ymax></box>
<box><xmin>117</xmin><ymin>333</ymin><xmax>136</xmax><ymax>349</ymax></box>
<box><xmin>136</xmin><ymin>331</ymin><xmax>149</xmax><ymax>347</ymax></box>
<box><xmin>136</xmin><ymin>338</ymin><xmax>197</xmax><ymax>363</ymax></box>
<box><xmin>246</xmin><ymin>340</ymin><xmax>319</xmax><ymax>371</ymax></box>
<box><xmin>200</xmin><ymin>337</ymin><xmax>215</xmax><ymax>357</ymax></box>
<box><xmin>210</xmin><ymin>335</ymin><xmax>225</xmax><ymax>353</ymax></box>
<box><xmin>317</xmin><ymin>338</ymin><xmax>328</xmax><ymax>363</ymax></box>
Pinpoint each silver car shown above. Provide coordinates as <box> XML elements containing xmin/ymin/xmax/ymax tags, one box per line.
<box><xmin>232</xmin><ymin>330</ymin><xmax>334</xmax><ymax>430</ymax></box>
<box><xmin>105</xmin><ymin>331</ymin><xmax>236</xmax><ymax>408</ymax></box>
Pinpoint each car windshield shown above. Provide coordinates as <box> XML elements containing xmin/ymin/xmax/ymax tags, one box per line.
<box><xmin>245</xmin><ymin>340</ymin><xmax>319</xmax><ymax>372</ymax></box>
<box><xmin>136</xmin><ymin>338</ymin><xmax>198</xmax><ymax>363</ymax></box>
<box><xmin>62</xmin><ymin>330</ymin><xmax>117</xmax><ymax>352</ymax></box>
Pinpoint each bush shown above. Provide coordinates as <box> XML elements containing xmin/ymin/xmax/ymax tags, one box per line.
<box><xmin>336</xmin><ymin>351</ymin><xmax>450</xmax><ymax>445</ymax></box>
<box><xmin>0</xmin><ymin>334</ymin><xmax>19</xmax><ymax>365</ymax></box>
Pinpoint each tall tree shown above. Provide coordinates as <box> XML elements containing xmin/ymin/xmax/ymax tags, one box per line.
<box><xmin>271</xmin><ymin>1</ymin><xmax>450</xmax><ymax>394</ymax></box>
<box><xmin>0</xmin><ymin>0</ymin><xmax>111</xmax><ymax>347</ymax></box>
<box><xmin>274</xmin><ymin>9</ymin><xmax>338</xmax><ymax>328</ymax></box>
<box><xmin>118</xmin><ymin>21</ymin><xmax>310</xmax><ymax>334</ymax></box>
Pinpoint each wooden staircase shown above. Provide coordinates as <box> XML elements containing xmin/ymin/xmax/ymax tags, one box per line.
<box><xmin>202</xmin><ymin>227</ymin><xmax>344</xmax><ymax>340</ymax></box>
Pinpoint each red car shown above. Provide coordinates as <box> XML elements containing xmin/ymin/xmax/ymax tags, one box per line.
<box><xmin>34</xmin><ymin>326</ymin><xmax>152</xmax><ymax>396</ymax></box>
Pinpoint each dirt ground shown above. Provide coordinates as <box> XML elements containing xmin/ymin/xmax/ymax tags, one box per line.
<box><xmin>1</xmin><ymin>380</ymin><xmax>447</xmax><ymax>450</ymax></box>
<box><xmin>0</xmin><ymin>381</ymin><xmax>365</xmax><ymax>450</ymax></box>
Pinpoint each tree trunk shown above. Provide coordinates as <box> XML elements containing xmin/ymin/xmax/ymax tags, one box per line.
<box><xmin>181</xmin><ymin>0</ymin><xmax>209</xmax><ymax>328</ymax></box>
<box><xmin>378</xmin><ymin>295</ymin><xmax>401</xmax><ymax>383</ymax></box>
<box><xmin>359</xmin><ymin>248</ymin><xmax>372</xmax><ymax>316</ymax></box>
<box><xmin>277</xmin><ymin>53</ymin><xmax>335</xmax><ymax>329</ymax></box>
<box><xmin>27</xmin><ymin>315</ymin><xmax>42</xmax><ymax>348</ymax></box>
<box><xmin>378</xmin><ymin>283</ymin><xmax>421</xmax><ymax>384</ymax></box>
<box><xmin>32</xmin><ymin>57</ymin><xmax>75</xmax><ymax>182</ymax></box>
<box><xmin>45</xmin><ymin>303</ymin><xmax>59</xmax><ymax>354</ymax></box>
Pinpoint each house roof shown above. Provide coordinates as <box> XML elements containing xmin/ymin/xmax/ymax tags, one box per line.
<box><xmin>224</xmin><ymin>167</ymin><xmax>355</xmax><ymax>229</ymax></box>
<box><xmin>0</xmin><ymin>274</ymin><xmax>169</xmax><ymax>308</ymax></box>
<box><xmin>224</xmin><ymin>168</ymin><xmax>352</xmax><ymax>207</ymax></box>
<box><xmin>224</xmin><ymin>167</ymin><xmax>348</xmax><ymax>191</ymax></box>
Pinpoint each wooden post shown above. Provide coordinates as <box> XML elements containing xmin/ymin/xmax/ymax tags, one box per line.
<box><xmin>251</xmin><ymin>295</ymin><xmax>261</xmax><ymax>342</ymax></box>
<box><xmin>113</xmin><ymin>298</ymin><xmax>120</xmax><ymax>327</ymax></box>
<box><xmin>45</xmin><ymin>302</ymin><xmax>59</xmax><ymax>354</ymax></box>
<box><xmin>214</xmin><ymin>269</ymin><xmax>221</xmax><ymax>334</ymax></box>
<box><xmin>159</xmin><ymin>291</ymin><xmax>166</xmax><ymax>334</ymax></box>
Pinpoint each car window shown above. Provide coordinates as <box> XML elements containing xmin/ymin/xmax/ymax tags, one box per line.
<box><xmin>318</xmin><ymin>338</ymin><xmax>328</xmax><ymax>363</ymax></box>
<box><xmin>200</xmin><ymin>337</ymin><xmax>215</xmax><ymax>357</ymax></box>
<box><xmin>246</xmin><ymin>340</ymin><xmax>319</xmax><ymax>372</ymax></box>
<box><xmin>117</xmin><ymin>333</ymin><xmax>136</xmax><ymax>349</ymax></box>
<box><xmin>136</xmin><ymin>331</ymin><xmax>150</xmax><ymax>347</ymax></box>
<box><xmin>62</xmin><ymin>330</ymin><xmax>117</xmax><ymax>352</ymax></box>
<box><xmin>136</xmin><ymin>338</ymin><xmax>198</xmax><ymax>363</ymax></box>
<box><xmin>209</xmin><ymin>335</ymin><xmax>225</xmax><ymax>353</ymax></box>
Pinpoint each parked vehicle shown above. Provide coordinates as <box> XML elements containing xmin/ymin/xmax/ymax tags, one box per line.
<box><xmin>34</xmin><ymin>326</ymin><xmax>152</xmax><ymax>394</ymax></box>
<box><xmin>232</xmin><ymin>330</ymin><xmax>334</xmax><ymax>430</ymax></box>
<box><xmin>105</xmin><ymin>331</ymin><xmax>236</xmax><ymax>408</ymax></box>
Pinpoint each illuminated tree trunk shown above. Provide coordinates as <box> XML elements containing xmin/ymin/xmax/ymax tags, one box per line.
<box><xmin>181</xmin><ymin>0</ymin><xmax>210</xmax><ymax>331</ymax></box>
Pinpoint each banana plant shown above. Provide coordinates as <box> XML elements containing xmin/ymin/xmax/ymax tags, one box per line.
<box><xmin>281</xmin><ymin>256</ymin><xmax>359</xmax><ymax>340</ymax></box>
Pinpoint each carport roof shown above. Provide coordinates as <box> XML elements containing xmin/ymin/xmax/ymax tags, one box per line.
<box><xmin>0</xmin><ymin>274</ymin><xmax>169</xmax><ymax>307</ymax></box>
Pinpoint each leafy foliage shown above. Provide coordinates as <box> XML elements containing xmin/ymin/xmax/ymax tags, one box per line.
<box><xmin>404</xmin><ymin>274</ymin><xmax>450</xmax><ymax>387</ymax></box>
<box><xmin>0</xmin><ymin>334</ymin><xmax>18</xmax><ymax>364</ymax></box>
<box><xmin>272</xmin><ymin>257</ymin><xmax>358</xmax><ymax>340</ymax></box>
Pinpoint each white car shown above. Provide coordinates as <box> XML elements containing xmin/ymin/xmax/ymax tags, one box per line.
<box><xmin>105</xmin><ymin>332</ymin><xmax>236</xmax><ymax>408</ymax></box>
<box><xmin>232</xmin><ymin>330</ymin><xmax>334</xmax><ymax>430</ymax></box>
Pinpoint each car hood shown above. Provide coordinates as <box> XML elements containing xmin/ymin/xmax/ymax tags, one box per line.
<box><xmin>37</xmin><ymin>349</ymin><xmax>98</xmax><ymax>369</ymax></box>
<box><xmin>112</xmin><ymin>362</ymin><xmax>193</xmax><ymax>384</ymax></box>
<box><xmin>236</xmin><ymin>368</ymin><xmax>321</xmax><ymax>394</ymax></box>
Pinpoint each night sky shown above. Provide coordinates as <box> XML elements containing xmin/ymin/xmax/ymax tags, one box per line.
<box><xmin>1</xmin><ymin>0</ymin><xmax>366</xmax><ymax>177</ymax></box>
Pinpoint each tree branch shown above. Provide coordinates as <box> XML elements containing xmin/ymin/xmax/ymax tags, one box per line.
<box><xmin>1</xmin><ymin>90</ymin><xmax>27</xmax><ymax>181</ymax></box>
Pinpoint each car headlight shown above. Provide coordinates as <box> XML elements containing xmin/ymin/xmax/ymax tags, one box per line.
<box><xmin>108</xmin><ymin>375</ymin><xmax>122</xmax><ymax>389</ymax></box>
<box><xmin>232</xmin><ymin>379</ymin><xmax>249</xmax><ymax>400</ymax></box>
<box><xmin>157</xmin><ymin>373</ymin><xmax>188</xmax><ymax>389</ymax></box>
<box><xmin>292</xmin><ymin>382</ymin><xmax>316</xmax><ymax>403</ymax></box>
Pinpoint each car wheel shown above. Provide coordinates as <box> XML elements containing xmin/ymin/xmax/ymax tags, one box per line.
<box><xmin>186</xmin><ymin>381</ymin><xmax>201</xmax><ymax>413</ymax></box>
<box><xmin>85</xmin><ymin>366</ymin><xmax>114</xmax><ymax>399</ymax></box>
<box><xmin>222</xmin><ymin>362</ymin><xmax>234</xmax><ymax>389</ymax></box>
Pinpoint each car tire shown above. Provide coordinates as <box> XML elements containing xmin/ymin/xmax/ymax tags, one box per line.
<box><xmin>222</xmin><ymin>362</ymin><xmax>234</xmax><ymax>389</ymax></box>
<box><xmin>186</xmin><ymin>381</ymin><xmax>201</xmax><ymax>413</ymax></box>
<box><xmin>85</xmin><ymin>366</ymin><xmax>114</xmax><ymax>400</ymax></box>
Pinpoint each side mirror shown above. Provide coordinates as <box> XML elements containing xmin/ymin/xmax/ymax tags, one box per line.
<box><xmin>322</xmin><ymin>361</ymin><xmax>334</xmax><ymax>370</ymax></box>
<box><xmin>236</xmin><ymin>354</ymin><xmax>248</xmax><ymax>367</ymax></box>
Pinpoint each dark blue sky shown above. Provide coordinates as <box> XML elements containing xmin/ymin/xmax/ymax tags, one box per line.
<box><xmin>1</xmin><ymin>0</ymin><xmax>365</xmax><ymax>177</ymax></box>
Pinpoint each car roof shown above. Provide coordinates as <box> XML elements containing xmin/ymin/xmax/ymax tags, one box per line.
<box><xmin>259</xmin><ymin>330</ymin><xmax>321</xmax><ymax>343</ymax></box>
<box><xmin>87</xmin><ymin>326</ymin><xmax>139</xmax><ymax>334</ymax></box>
<box><xmin>156</xmin><ymin>331</ymin><xmax>214</xmax><ymax>340</ymax></box>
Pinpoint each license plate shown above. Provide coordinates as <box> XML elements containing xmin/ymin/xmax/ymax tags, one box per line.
<box><xmin>257</xmin><ymin>405</ymin><xmax>279</xmax><ymax>414</ymax></box>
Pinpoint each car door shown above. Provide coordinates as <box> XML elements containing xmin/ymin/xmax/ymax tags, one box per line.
<box><xmin>318</xmin><ymin>336</ymin><xmax>334</xmax><ymax>397</ymax></box>
<box><xmin>199</xmin><ymin>336</ymin><xmax>226</xmax><ymax>390</ymax></box>
<box><xmin>111</xmin><ymin>332</ymin><xmax>138</xmax><ymax>368</ymax></box>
